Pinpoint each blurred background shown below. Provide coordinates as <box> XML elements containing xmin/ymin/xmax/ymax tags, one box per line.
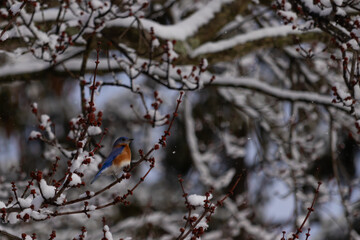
<box><xmin>1</xmin><ymin>0</ymin><xmax>360</xmax><ymax>239</ymax></box>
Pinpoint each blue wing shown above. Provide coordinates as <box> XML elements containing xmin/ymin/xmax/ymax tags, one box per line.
<box><xmin>91</xmin><ymin>146</ymin><xmax>125</xmax><ymax>184</ymax></box>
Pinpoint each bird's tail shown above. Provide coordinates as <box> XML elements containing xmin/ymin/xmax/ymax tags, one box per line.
<box><xmin>90</xmin><ymin>170</ymin><xmax>102</xmax><ymax>184</ymax></box>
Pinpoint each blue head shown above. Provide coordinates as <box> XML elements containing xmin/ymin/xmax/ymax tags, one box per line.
<box><xmin>113</xmin><ymin>136</ymin><xmax>133</xmax><ymax>147</ymax></box>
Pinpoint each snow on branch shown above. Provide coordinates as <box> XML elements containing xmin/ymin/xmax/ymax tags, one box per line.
<box><xmin>107</xmin><ymin>0</ymin><xmax>234</xmax><ymax>40</ymax></box>
<box><xmin>191</xmin><ymin>26</ymin><xmax>321</xmax><ymax>57</ymax></box>
<box><xmin>208</xmin><ymin>76</ymin><xmax>350</xmax><ymax>112</ymax></box>
<box><xmin>184</xmin><ymin>97</ymin><xmax>235</xmax><ymax>189</ymax></box>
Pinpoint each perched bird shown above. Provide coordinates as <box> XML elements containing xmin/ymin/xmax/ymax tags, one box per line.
<box><xmin>91</xmin><ymin>137</ymin><xmax>133</xmax><ymax>184</ymax></box>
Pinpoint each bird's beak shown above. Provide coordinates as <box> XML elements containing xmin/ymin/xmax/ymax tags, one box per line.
<box><xmin>128</xmin><ymin>138</ymin><xmax>134</xmax><ymax>143</ymax></box>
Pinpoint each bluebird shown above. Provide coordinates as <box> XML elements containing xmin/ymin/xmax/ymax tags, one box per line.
<box><xmin>91</xmin><ymin>137</ymin><xmax>133</xmax><ymax>184</ymax></box>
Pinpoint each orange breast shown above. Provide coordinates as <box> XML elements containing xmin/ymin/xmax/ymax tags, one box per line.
<box><xmin>113</xmin><ymin>144</ymin><xmax>131</xmax><ymax>168</ymax></box>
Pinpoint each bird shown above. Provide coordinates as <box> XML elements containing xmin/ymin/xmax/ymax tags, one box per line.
<box><xmin>91</xmin><ymin>137</ymin><xmax>133</xmax><ymax>184</ymax></box>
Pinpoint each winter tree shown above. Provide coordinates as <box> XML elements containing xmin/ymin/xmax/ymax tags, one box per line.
<box><xmin>0</xmin><ymin>0</ymin><xmax>360</xmax><ymax>239</ymax></box>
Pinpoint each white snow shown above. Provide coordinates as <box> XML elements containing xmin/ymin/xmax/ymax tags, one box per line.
<box><xmin>347</xmin><ymin>39</ymin><xmax>359</xmax><ymax>50</ymax></box>
<box><xmin>105</xmin><ymin>231</ymin><xmax>113</xmax><ymax>240</ymax></box>
<box><xmin>353</xmin><ymin>29</ymin><xmax>360</xmax><ymax>38</ymax></box>
<box><xmin>88</xmin><ymin>205</ymin><xmax>96</xmax><ymax>211</ymax></box>
<box><xmin>212</xmin><ymin>76</ymin><xmax>343</xmax><ymax>109</ymax></box>
<box><xmin>0</xmin><ymin>32</ymin><xmax>9</xmax><ymax>42</ymax></box>
<box><xmin>24</xmin><ymin>236</ymin><xmax>32</xmax><ymax>240</ymax></box>
<box><xmin>29</xmin><ymin>130</ymin><xmax>42</xmax><ymax>139</ymax></box>
<box><xmin>67</xmin><ymin>130</ymin><xmax>75</xmax><ymax>139</ymax></box>
<box><xmin>188</xmin><ymin>194</ymin><xmax>213</xmax><ymax>206</ymax></box>
<box><xmin>152</xmin><ymin>38</ymin><xmax>160</xmax><ymax>50</ymax></box>
<box><xmin>40</xmin><ymin>114</ymin><xmax>50</xmax><ymax>126</ymax></box>
<box><xmin>278</xmin><ymin>10</ymin><xmax>297</xmax><ymax>21</ymax></box>
<box><xmin>87</xmin><ymin>126</ymin><xmax>102</xmax><ymax>136</ymax></box>
<box><xmin>103</xmin><ymin>225</ymin><xmax>113</xmax><ymax>240</ymax></box>
<box><xmin>70</xmin><ymin>151</ymin><xmax>92</xmax><ymax>172</ymax></box>
<box><xmin>162</xmin><ymin>41</ymin><xmax>178</xmax><ymax>63</ymax></box>
<box><xmin>9</xmin><ymin>2</ymin><xmax>22</xmax><ymax>15</ymax></box>
<box><xmin>333</xmin><ymin>0</ymin><xmax>343</xmax><ymax>5</ymax></box>
<box><xmin>55</xmin><ymin>193</ymin><xmax>66</xmax><ymax>205</ymax></box>
<box><xmin>69</xmin><ymin>173</ymin><xmax>82</xmax><ymax>186</ymax></box>
<box><xmin>336</xmin><ymin>7</ymin><xmax>346</xmax><ymax>16</ymax></box>
<box><xmin>39</xmin><ymin>179</ymin><xmax>56</xmax><ymax>199</ymax></box>
<box><xmin>319</xmin><ymin>7</ymin><xmax>332</xmax><ymax>17</ymax></box>
<box><xmin>201</xmin><ymin>58</ymin><xmax>208</xmax><ymax>71</ymax></box>
<box><xmin>79</xmin><ymin>191</ymin><xmax>95</xmax><ymax>198</ymax></box>
<box><xmin>284</xmin><ymin>2</ymin><xmax>292</xmax><ymax>11</ymax></box>
<box><xmin>107</xmin><ymin>0</ymin><xmax>234</xmax><ymax>40</ymax></box>
<box><xmin>30</xmin><ymin>210</ymin><xmax>48</xmax><ymax>220</ymax></box>
<box><xmin>31</xmin><ymin>195</ymin><xmax>44</xmax><ymax>210</ymax></box>
<box><xmin>18</xmin><ymin>197</ymin><xmax>32</xmax><ymax>208</ymax></box>
<box><xmin>19</xmin><ymin>208</ymin><xmax>32</xmax><ymax>221</ymax></box>
<box><xmin>223</xmin><ymin>132</ymin><xmax>246</xmax><ymax>158</ymax></box>
<box><xmin>39</xmin><ymin>114</ymin><xmax>55</xmax><ymax>140</ymax></box>
<box><xmin>188</xmin><ymin>213</ymin><xmax>209</xmax><ymax>230</ymax></box>
<box><xmin>0</xmin><ymin>47</ymin><xmax>84</xmax><ymax>78</ymax></box>
<box><xmin>90</xmin><ymin>0</ymin><xmax>104</xmax><ymax>9</ymax></box>
<box><xmin>355</xmin><ymin>85</ymin><xmax>360</xmax><ymax>100</ymax></box>
<box><xmin>320</xmin><ymin>0</ymin><xmax>331</xmax><ymax>6</ymax></box>
<box><xmin>129</xmin><ymin>66</ymin><xmax>139</xmax><ymax>77</ymax></box>
<box><xmin>191</xmin><ymin>26</ymin><xmax>320</xmax><ymax>57</ymax></box>
<box><xmin>8</xmin><ymin>212</ymin><xmax>18</xmax><ymax>224</ymax></box>
<box><xmin>335</xmin><ymin>83</ymin><xmax>351</xmax><ymax>100</ymax></box>
<box><xmin>147</xmin><ymin>109</ymin><xmax>168</xmax><ymax>126</ymax></box>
